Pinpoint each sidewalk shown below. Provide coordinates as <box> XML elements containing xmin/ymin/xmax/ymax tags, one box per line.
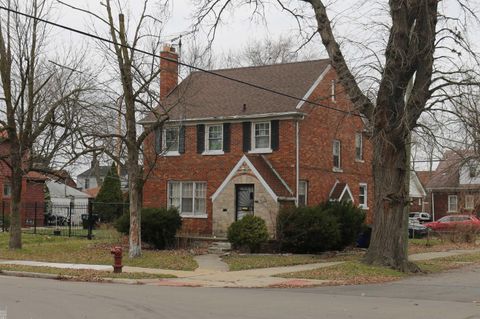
<box><xmin>2</xmin><ymin>249</ymin><xmax>480</xmax><ymax>288</ymax></box>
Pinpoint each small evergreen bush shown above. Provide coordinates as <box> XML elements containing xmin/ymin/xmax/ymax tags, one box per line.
<box><xmin>0</xmin><ymin>214</ymin><xmax>10</xmax><ymax>230</ymax></box>
<box><xmin>93</xmin><ymin>163</ymin><xmax>124</xmax><ymax>222</ymax></box>
<box><xmin>115</xmin><ymin>207</ymin><xmax>182</xmax><ymax>249</ymax></box>
<box><xmin>227</xmin><ymin>215</ymin><xmax>269</xmax><ymax>253</ymax></box>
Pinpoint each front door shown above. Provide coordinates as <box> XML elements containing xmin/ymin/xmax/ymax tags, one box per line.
<box><xmin>235</xmin><ymin>184</ymin><xmax>254</xmax><ymax>221</ymax></box>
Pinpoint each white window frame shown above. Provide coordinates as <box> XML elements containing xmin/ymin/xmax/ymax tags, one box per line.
<box><xmin>355</xmin><ymin>133</ymin><xmax>363</xmax><ymax>161</ymax></box>
<box><xmin>204</xmin><ymin>124</ymin><xmax>224</xmax><ymax>155</ymax></box>
<box><xmin>167</xmin><ymin>181</ymin><xmax>207</xmax><ymax>218</ymax></box>
<box><xmin>298</xmin><ymin>180</ymin><xmax>308</xmax><ymax>207</ymax></box>
<box><xmin>331</xmin><ymin>80</ymin><xmax>336</xmax><ymax>102</ymax></box>
<box><xmin>359</xmin><ymin>183</ymin><xmax>368</xmax><ymax>209</ymax></box>
<box><xmin>251</xmin><ymin>121</ymin><xmax>272</xmax><ymax>153</ymax></box>
<box><xmin>465</xmin><ymin>195</ymin><xmax>475</xmax><ymax>210</ymax></box>
<box><xmin>163</xmin><ymin>126</ymin><xmax>180</xmax><ymax>156</ymax></box>
<box><xmin>333</xmin><ymin>139</ymin><xmax>341</xmax><ymax>170</ymax></box>
<box><xmin>84</xmin><ymin>178</ymin><xmax>90</xmax><ymax>189</ymax></box>
<box><xmin>448</xmin><ymin>195</ymin><xmax>458</xmax><ymax>213</ymax></box>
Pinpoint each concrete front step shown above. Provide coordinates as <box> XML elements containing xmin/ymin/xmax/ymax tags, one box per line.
<box><xmin>207</xmin><ymin>241</ymin><xmax>232</xmax><ymax>254</ymax></box>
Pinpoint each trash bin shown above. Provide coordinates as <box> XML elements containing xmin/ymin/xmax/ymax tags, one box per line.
<box><xmin>356</xmin><ymin>225</ymin><xmax>372</xmax><ymax>248</ymax></box>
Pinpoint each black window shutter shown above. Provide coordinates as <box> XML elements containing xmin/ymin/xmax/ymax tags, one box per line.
<box><xmin>271</xmin><ymin>120</ymin><xmax>279</xmax><ymax>150</ymax></box>
<box><xmin>178</xmin><ymin>126</ymin><xmax>186</xmax><ymax>154</ymax></box>
<box><xmin>197</xmin><ymin>124</ymin><xmax>205</xmax><ymax>154</ymax></box>
<box><xmin>155</xmin><ymin>126</ymin><xmax>162</xmax><ymax>154</ymax></box>
<box><xmin>223</xmin><ymin>123</ymin><xmax>231</xmax><ymax>152</ymax></box>
<box><xmin>242</xmin><ymin>122</ymin><xmax>251</xmax><ymax>152</ymax></box>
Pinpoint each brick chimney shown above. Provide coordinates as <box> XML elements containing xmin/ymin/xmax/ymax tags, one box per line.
<box><xmin>160</xmin><ymin>44</ymin><xmax>179</xmax><ymax>100</ymax></box>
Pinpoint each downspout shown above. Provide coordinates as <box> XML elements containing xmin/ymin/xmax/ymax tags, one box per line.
<box><xmin>295</xmin><ymin>119</ymin><xmax>300</xmax><ymax>207</ymax></box>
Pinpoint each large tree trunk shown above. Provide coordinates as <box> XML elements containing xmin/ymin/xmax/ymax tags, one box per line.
<box><xmin>127</xmin><ymin>153</ymin><xmax>142</xmax><ymax>258</ymax></box>
<box><xmin>364</xmin><ymin>129</ymin><xmax>419</xmax><ymax>272</ymax></box>
<box><xmin>8</xmin><ymin>143</ymin><xmax>23</xmax><ymax>250</ymax></box>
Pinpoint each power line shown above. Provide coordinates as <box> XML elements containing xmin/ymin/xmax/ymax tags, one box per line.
<box><xmin>0</xmin><ymin>6</ymin><xmax>473</xmax><ymax>149</ymax></box>
<box><xmin>0</xmin><ymin>5</ymin><xmax>359</xmax><ymax>118</ymax></box>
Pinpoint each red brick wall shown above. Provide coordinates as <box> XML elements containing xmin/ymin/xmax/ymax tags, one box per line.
<box><xmin>298</xmin><ymin>67</ymin><xmax>374</xmax><ymax>223</ymax></box>
<box><xmin>143</xmin><ymin>65</ymin><xmax>374</xmax><ymax>234</ymax></box>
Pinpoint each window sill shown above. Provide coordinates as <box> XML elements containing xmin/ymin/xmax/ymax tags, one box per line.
<box><xmin>163</xmin><ymin>151</ymin><xmax>180</xmax><ymax>157</ymax></box>
<box><xmin>359</xmin><ymin>205</ymin><xmax>369</xmax><ymax>210</ymax></box>
<box><xmin>181</xmin><ymin>214</ymin><xmax>208</xmax><ymax>219</ymax></box>
<box><xmin>248</xmin><ymin>148</ymin><xmax>273</xmax><ymax>154</ymax></box>
<box><xmin>202</xmin><ymin>150</ymin><xmax>224</xmax><ymax>156</ymax></box>
<box><xmin>332</xmin><ymin>167</ymin><xmax>343</xmax><ymax>173</ymax></box>
<box><xmin>355</xmin><ymin>159</ymin><xmax>365</xmax><ymax>163</ymax></box>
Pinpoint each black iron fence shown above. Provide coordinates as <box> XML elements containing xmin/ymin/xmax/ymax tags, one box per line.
<box><xmin>1</xmin><ymin>200</ymin><xmax>128</xmax><ymax>238</ymax></box>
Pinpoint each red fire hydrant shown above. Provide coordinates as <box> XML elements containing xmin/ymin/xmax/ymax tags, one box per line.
<box><xmin>110</xmin><ymin>246</ymin><xmax>123</xmax><ymax>273</ymax></box>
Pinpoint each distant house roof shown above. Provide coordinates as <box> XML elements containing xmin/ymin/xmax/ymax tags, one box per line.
<box><xmin>426</xmin><ymin>150</ymin><xmax>477</xmax><ymax>190</ymax></box>
<box><xmin>416</xmin><ymin>171</ymin><xmax>433</xmax><ymax>188</ymax></box>
<box><xmin>77</xmin><ymin>165</ymin><xmax>128</xmax><ymax>178</ymax></box>
<box><xmin>26</xmin><ymin>172</ymin><xmax>48</xmax><ymax>181</ymax></box>
<box><xmin>142</xmin><ymin>59</ymin><xmax>332</xmax><ymax>123</ymax></box>
<box><xmin>46</xmin><ymin>180</ymin><xmax>90</xmax><ymax>199</ymax></box>
<box><xmin>410</xmin><ymin>171</ymin><xmax>427</xmax><ymax>198</ymax></box>
<box><xmin>84</xmin><ymin>187</ymin><xmax>100</xmax><ymax>198</ymax></box>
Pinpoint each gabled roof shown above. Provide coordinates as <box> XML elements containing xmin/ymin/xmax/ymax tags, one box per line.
<box><xmin>142</xmin><ymin>59</ymin><xmax>331</xmax><ymax>122</ymax></box>
<box><xmin>211</xmin><ymin>155</ymin><xmax>294</xmax><ymax>202</ymax></box>
<box><xmin>329</xmin><ymin>181</ymin><xmax>354</xmax><ymax>202</ymax></box>
<box><xmin>77</xmin><ymin>165</ymin><xmax>128</xmax><ymax>178</ymax></box>
<box><xmin>46</xmin><ymin>179</ymin><xmax>90</xmax><ymax>199</ymax></box>
<box><xmin>426</xmin><ymin>150</ymin><xmax>477</xmax><ymax>190</ymax></box>
<box><xmin>410</xmin><ymin>171</ymin><xmax>427</xmax><ymax>198</ymax></box>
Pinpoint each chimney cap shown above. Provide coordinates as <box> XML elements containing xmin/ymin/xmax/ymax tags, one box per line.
<box><xmin>162</xmin><ymin>44</ymin><xmax>176</xmax><ymax>53</ymax></box>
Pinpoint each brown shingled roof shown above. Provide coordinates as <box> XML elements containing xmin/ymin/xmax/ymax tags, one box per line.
<box><xmin>426</xmin><ymin>150</ymin><xmax>477</xmax><ymax>190</ymax></box>
<box><xmin>246</xmin><ymin>154</ymin><xmax>293</xmax><ymax>198</ymax></box>
<box><xmin>142</xmin><ymin>59</ymin><xmax>331</xmax><ymax>122</ymax></box>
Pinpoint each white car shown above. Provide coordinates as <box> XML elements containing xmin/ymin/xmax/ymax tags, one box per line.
<box><xmin>409</xmin><ymin>212</ymin><xmax>431</xmax><ymax>223</ymax></box>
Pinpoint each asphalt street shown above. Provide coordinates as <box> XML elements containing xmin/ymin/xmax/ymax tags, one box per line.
<box><xmin>0</xmin><ymin>265</ymin><xmax>479</xmax><ymax>319</ymax></box>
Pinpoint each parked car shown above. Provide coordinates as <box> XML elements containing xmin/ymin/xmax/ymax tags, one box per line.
<box><xmin>409</xmin><ymin>212</ymin><xmax>431</xmax><ymax>223</ymax></box>
<box><xmin>424</xmin><ymin>215</ymin><xmax>480</xmax><ymax>232</ymax></box>
<box><xmin>408</xmin><ymin>218</ymin><xmax>428</xmax><ymax>238</ymax></box>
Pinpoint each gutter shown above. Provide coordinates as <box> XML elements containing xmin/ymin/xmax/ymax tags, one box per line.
<box><xmin>295</xmin><ymin>119</ymin><xmax>300</xmax><ymax>207</ymax></box>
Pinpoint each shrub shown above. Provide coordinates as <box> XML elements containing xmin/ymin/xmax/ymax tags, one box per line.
<box><xmin>0</xmin><ymin>214</ymin><xmax>10</xmax><ymax>230</ymax></box>
<box><xmin>227</xmin><ymin>215</ymin><xmax>269</xmax><ymax>253</ymax></box>
<box><xmin>277</xmin><ymin>201</ymin><xmax>365</xmax><ymax>253</ymax></box>
<box><xmin>114</xmin><ymin>207</ymin><xmax>182</xmax><ymax>249</ymax></box>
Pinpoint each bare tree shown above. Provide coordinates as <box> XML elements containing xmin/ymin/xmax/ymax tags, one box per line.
<box><xmin>194</xmin><ymin>0</ymin><xmax>479</xmax><ymax>271</ymax></box>
<box><xmin>58</xmin><ymin>0</ymin><xmax>173</xmax><ymax>257</ymax></box>
<box><xmin>0</xmin><ymin>0</ymin><xmax>96</xmax><ymax>249</ymax></box>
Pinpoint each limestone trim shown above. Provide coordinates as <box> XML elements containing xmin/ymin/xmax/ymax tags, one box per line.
<box><xmin>211</xmin><ymin>155</ymin><xmax>278</xmax><ymax>202</ymax></box>
<box><xmin>295</xmin><ymin>64</ymin><xmax>332</xmax><ymax>109</ymax></box>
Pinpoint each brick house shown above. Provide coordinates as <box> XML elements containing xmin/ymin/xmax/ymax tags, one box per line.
<box><xmin>141</xmin><ymin>46</ymin><xmax>374</xmax><ymax>237</ymax></box>
<box><xmin>409</xmin><ymin>171</ymin><xmax>427</xmax><ymax>213</ymax></box>
<box><xmin>425</xmin><ymin>151</ymin><xmax>480</xmax><ymax>221</ymax></box>
<box><xmin>0</xmin><ymin>141</ymin><xmax>46</xmax><ymax>227</ymax></box>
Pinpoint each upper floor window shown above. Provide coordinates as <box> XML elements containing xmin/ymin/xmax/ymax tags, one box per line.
<box><xmin>84</xmin><ymin>178</ymin><xmax>90</xmax><ymax>189</ymax></box>
<box><xmin>333</xmin><ymin>140</ymin><xmax>341</xmax><ymax>170</ymax></box>
<box><xmin>168</xmin><ymin>181</ymin><xmax>207</xmax><ymax>217</ymax></box>
<box><xmin>164</xmin><ymin>126</ymin><xmax>179</xmax><ymax>153</ymax></box>
<box><xmin>359</xmin><ymin>183</ymin><xmax>368</xmax><ymax>209</ymax></box>
<box><xmin>355</xmin><ymin>133</ymin><xmax>363</xmax><ymax>161</ymax></box>
<box><xmin>469</xmin><ymin>165</ymin><xmax>477</xmax><ymax>178</ymax></box>
<box><xmin>3</xmin><ymin>183</ymin><xmax>11</xmax><ymax>197</ymax></box>
<box><xmin>448</xmin><ymin>195</ymin><xmax>458</xmax><ymax>212</ymax></box>
<box><xmin>253</xmin><ymin>122</ymin><xmax>271</xmax><ymax>150</ymax></box>
<box><xmin>298</xmin><ymin>181</ymin><xmax>308</xmax><ymax>207</ymax></box>
<box><xmin>206</xmin><ymin>125</ymin><xmax>223</xmax><ymax>152</ymax></box>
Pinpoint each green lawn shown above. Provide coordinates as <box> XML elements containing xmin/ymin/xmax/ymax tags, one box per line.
<box><xmin>0</xmin><ymin>231</ymin><xmax>197</xmax><ymax>271</ymax></box>
<box><xmin>276</xmin><ymin>251</ymin><xmax>480</xmax><ymax>285</ymax></box>
<box><xmin>222</xmin><ymin>253</ymin><xmax>361</xmax><ymax>271</ymax></box>
<box><xmin>0</xmin><ymin>264</ymin><xmax>175</xmax><ymax>281</ymax></box>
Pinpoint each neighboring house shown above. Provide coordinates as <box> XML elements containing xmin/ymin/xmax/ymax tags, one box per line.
<box><xmin>409</xmin><ymin>171</ymin><xmax>427</xmax><ymax>212</ymax></box>
<box><xmin>0</xmin><ymin>141</ymin><xmax>47</xmax><ymax>227</ymax></box>
<box><xmin>46</xmin><ymin>179</ymin><xmax>91</xmax><ymax>224</ymax></box>
<box><xmin>141</xmin><ymin>45</ymin><xmax>374</xmax><ymax>237</ymax></box>
<box><xmin>77</xmin><ymin>164</ymin><xmax>128</xmax><ymax>191</ymax></box>
<box><xmin>426</xmin><ymin>150</ymin><xmax>480</xmax><ymax>221</ymax></box>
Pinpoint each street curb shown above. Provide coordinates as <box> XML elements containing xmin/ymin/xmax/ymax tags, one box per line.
<box><xmin>0</xmin><ymin>270</ymin><xmax>67</xmax><ymax>280</ymax></box>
